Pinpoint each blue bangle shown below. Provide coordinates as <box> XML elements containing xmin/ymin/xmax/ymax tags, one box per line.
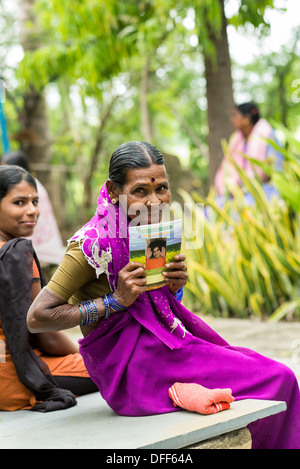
<box><xmin>175</xmin><ymin>287</ymin><xmax>183</xmax><ymax>302</ymax></box>
<box><xmin>109</xmin><ymin>293</ymin><xmax>126</xmax><ymax>312</ymax></box>
<box><xmin>102</xmin><ymin>295</ymin><xmax>110</xmax><ymax>318</ymax></box>
<box><xmin>78</xmin><ymin>304</ymin><xmax>84</xmax><ymax>325</ymax></box>
<box><xmin>78</xmin><ymin>299</ymin><xmax>98</xmax><ymax>325</ymax></box>
<box><xmin>103</xmin><ymin>293</ymin><xmax>126</xmax><ymax>318</ymax></box>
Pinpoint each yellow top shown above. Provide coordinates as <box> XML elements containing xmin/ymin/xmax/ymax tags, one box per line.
<box><xmin>47</xmin><ymin>241</ymin><xmax>110</xmax><ymax>303</ymax></box>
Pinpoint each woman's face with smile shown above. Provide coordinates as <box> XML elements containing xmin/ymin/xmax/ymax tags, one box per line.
<box><xmin>111</xmin><ymin>164</ymin><xmax>171</xmax><ymax>225</ymax></box>
<box><xmin>0</xmin><ymin>179</ymin><xmax>39</xmax><ymax>241</ymax></box>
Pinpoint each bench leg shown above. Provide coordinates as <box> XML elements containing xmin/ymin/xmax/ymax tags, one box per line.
<box><xmin>185</xmin><ymin>427</ymin><xmax>252</xmax><ymax>449</ymax></box>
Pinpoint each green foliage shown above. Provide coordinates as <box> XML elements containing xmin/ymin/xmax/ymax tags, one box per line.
<box><xmin>229</xmin><ymin>0</ymin><xmax>278</xmax><ymax>30</ymax></box>
<box><xmin>17</xmin><ymin>0</ymin><xmax>156</xmax><ymax>93</ymax></box>
<box><xmin>232</xmin><ymin>28</ymin><xmax>300</xmax><ymax>133</ymax></box>
<box><xmin>182</xmin><ymin>131</ymin><xmax>300</xmax><ymax>321</ymax></box>
<box><xmin>2</xmin><ymin>0</ymin><xmax>298</xmax><ymax>248</ymax></box>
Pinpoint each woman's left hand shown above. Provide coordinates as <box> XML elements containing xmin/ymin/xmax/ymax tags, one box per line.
<box><xmin>162</xmin><ymin>253</ymin><xmax>188</xmax><ymax>295</ymax></box>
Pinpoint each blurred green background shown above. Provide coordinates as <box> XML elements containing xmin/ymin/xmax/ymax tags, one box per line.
<box><xmin>0</xmin><ymin>0</ymin><xmax>299</xmax><ymax>319</ymax></box>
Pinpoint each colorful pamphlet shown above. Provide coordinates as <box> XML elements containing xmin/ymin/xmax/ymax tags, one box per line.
<box><xmin>129</xmin><ymin>219</ymin><xmax>182</xmax><ymax>290</ymax></box>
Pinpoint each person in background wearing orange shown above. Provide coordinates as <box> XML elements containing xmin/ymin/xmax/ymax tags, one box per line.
<box><xmin>0</xmin><ymin>165</ymin><xmax>97</xmax><ymax>412</ymax></box>
<box><xmin>1</xmin><ymin>151</ymin><xmax>66</xmax><ymax>265</ymax></box>
<box><xmin>145</xmin><ymin>239</ymin><xmax>166</xmax><ymax>270</ymax></box>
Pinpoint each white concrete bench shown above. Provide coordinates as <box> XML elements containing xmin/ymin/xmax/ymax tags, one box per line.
<box><xmin>0</xmin><ymin>393</ymin><xmax>286</xmax><ymax>449</ymax></box>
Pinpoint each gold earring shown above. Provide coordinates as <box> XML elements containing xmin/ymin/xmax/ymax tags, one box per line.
<box><xmin>111</xmin><ymin>198</ymin><xmax>116</xmax><ymax>204</ymax></box>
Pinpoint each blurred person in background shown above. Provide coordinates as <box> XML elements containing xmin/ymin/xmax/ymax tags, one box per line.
<box><xmin>215</xmin><ymin>102</ymin><xmax>284</xmax><ymax>204</ymax></box>
<box><xmin>0</xmin><ymin>165</ymin><xmax>97</xmax><ymax>412</ymax></box>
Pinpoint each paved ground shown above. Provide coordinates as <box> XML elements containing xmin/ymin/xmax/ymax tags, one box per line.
<box><xmin>2</xmin><ymin>316</ymin><xmax>299</xmax><ymax>449</ymax></box>
<box><xmin>67</xmin><ymin>315</ymin><xmax>300</xmax><ymax>382</ymax></box>
<box><xmin>205</xmin><ymin>316</ymin><xmax>300</xmax><ymax>381</ymax></box>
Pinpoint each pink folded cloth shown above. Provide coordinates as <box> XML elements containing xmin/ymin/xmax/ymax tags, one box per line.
<box><xmin>168</xmin><ymin>382</ymin><xmax>234</xmax><ymax>415</ymax></box>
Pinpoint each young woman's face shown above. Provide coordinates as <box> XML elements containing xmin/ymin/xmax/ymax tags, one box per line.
<box><xmin>113</xmin><ymin>164</ymin><xmax>171</xmax><ymax>224</ymax></box>
<box><xmin>0</xmin><ymin>179</ymin><xmax>39</xmax><ymax>241</ymax></box>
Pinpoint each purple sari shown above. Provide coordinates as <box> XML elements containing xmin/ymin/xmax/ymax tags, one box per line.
<box><xmin>73</xmin><ymin>182</ymin><xmax>300</xmax><ymax>449</ymax></box>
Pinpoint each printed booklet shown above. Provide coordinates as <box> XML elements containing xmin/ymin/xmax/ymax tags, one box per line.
<box><xmin>129</xmin><ymin>219</ymin><xmax>182</xmax><ymax>290</ymax></box>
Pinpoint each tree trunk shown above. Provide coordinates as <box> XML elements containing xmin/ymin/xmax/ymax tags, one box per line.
<box><xmin>83</xmin><ymin>96</ymin><xmax>118</xmax><ymax>213</ymax></box>
<box><xmin>17</xmin><ymin>0</ymin><xmax>51</xmax><ymax>188</ymax></box>
<box><xmin>140</xmin><ymin>58</ymin><xmax>153</xmax><ymax>143</ymax></box>
<box><xmin>203</xmin><ymin>0</ymin><xmax>235</xmax><ymax>186</ymax></box>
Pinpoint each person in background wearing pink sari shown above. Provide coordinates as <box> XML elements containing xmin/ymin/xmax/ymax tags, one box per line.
<box><xmin>215</xmin><ymin>102</ymin><xmax>284</xmax><ymax>205</ymax></box>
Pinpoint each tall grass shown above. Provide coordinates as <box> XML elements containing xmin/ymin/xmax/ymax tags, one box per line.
<box><xmin>182</xmin><ymin>129</ymin><xmax>300</xmax><ymax>321</ymax></box>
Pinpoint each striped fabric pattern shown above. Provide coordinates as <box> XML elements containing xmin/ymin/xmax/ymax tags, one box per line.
<box><xmin>168</xmin><ymin>382</ymin><xmax>232</xmax><ymax>415</ymax></box>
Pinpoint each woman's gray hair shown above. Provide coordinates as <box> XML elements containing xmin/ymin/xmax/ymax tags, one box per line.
<box><xmin>109</xmin><ymin>141</ymin><xmax>165</xmax><ymax>188</ymax></box>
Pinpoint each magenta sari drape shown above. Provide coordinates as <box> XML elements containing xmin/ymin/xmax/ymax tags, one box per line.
<box><xmin>72</xmin><ymin>183</ymin><xmax>300</xmax><ymax>449</ymax></box>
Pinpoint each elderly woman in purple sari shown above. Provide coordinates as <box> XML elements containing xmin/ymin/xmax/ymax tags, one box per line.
<box><xmin>28</xmin><ymin>141</ymin><xmax>300</xmax><ymax>449</ymax></box>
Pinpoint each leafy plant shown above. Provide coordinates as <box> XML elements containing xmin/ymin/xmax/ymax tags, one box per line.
<box><xmin>182</xmin><ymin>131</ymin><xmax>300</xmax><ymax>321</ymax></box>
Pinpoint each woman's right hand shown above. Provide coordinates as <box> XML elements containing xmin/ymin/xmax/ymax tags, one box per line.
<box><xmin>113</xmin><ymin>261</ymin><xmax>147</xmax><ymax>308</ymax></box>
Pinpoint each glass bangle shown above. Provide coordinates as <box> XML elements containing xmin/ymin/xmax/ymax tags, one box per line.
<box><xmin>102</xmin><ymin>293</ymin><xmax>126</xmax><ymax>318</ymax></box>
<box><xmin>102</xmin><ymin>295</ymin><xmax>110</xmax><ymax>318</ymax></box>
<box><xmin>78</xmin><ymin>304</ymin><xmax>85</xmax><ymax>326</ymax></box>
<box><xmin>78</xmin><ymin>299</ymin><xmax>98</xmax><ymax>325</ymax></box>
<box><xmin>175</xmin><ymin>287</ymin><xmax>183</xmax><ymax>302</ymax></box>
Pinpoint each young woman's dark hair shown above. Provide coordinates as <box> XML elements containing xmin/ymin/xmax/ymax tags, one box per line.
<box><xmin>236</xmin><ymin>102</ymin><xmax>260</xmax><ymax>125</ymax></box>
<box><xmin>0</xmin><ymin>165</ymin><xmax>37</xmax><ymax>202</ymax></box>
<box><xmin>109</xmin><ymin>141</ymin><xmax>165</xmax><ymax>188</ymax></box>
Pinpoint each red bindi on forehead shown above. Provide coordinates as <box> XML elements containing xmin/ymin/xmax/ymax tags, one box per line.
<box><xmin>151</xmin><ymin>177</ymin><xmax>155</xmax><ymax>182</ymax></box>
